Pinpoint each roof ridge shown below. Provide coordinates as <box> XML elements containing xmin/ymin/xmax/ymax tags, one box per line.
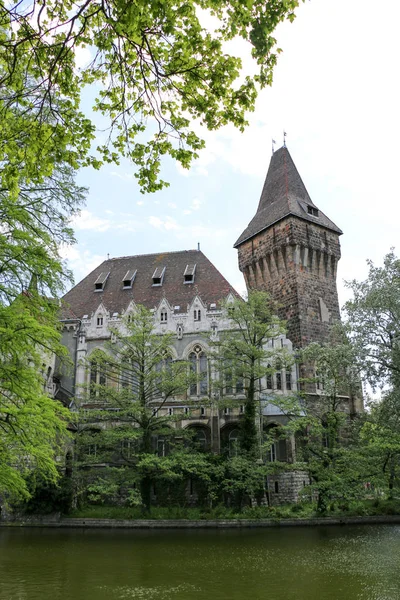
<box><xmin>107</xmin><ymin>249</ymin><xmax>201</xmax><ymax>261</ymax></box>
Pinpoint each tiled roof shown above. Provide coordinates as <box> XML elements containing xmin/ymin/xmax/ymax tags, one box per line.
<box><xmin>234</xmin><ymin>146</ymin><xmax>342</xmax><ymax>247</ymax></box>
<box><xmin>61</xmin><ymin>250</ymin><xmax>238</xmax><ymax>319</ymax></box>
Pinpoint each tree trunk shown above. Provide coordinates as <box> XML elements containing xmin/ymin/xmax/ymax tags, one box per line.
<box><xmin>240</xmin><ymin>365</ymin><xmax>258</xmax><ymax>456</ymax></box>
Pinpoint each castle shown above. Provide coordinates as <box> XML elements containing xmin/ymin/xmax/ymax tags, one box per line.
<box><xmin>56</xmin><ymin>145</ymin><xmax>350</xmax><ymax>503</ymax></box>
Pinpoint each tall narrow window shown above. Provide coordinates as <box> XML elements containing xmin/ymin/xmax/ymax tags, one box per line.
<box><xmin>276</xmin><ymin>361</ymin><xmax>282</xmax><ymax>390</ymax></box>
<box><xmin>286</xmin><ymin>371</ymin><xmax>292</xmax><ymax>391</ymax></box>
<box><xmin>160</xmin><ymin>310</ymin><xmax>168</xmax><ymax>323</ymax></box>
<box><xmin>276</xmin><ymin>372</ymin><xmax>282</xmax><ymax>390</ymax></box>
<box><xmin>228</xmin><ymin>429</ymin><xmax>240</xmax><ymax>457</ymax></box>
<box><xmin>120</xmin><ymin>360</ymin><xmax>139</xmax><ymax>396</ymax></box>
<box><xmin>266</xmin><ymin>365</ymin><xmax>272</xmax><ymax>390</ymax></box>
<box><xmin>270</xmin><ymin>443</ymin><xmax>276</xmax><ymax>462</ymax></box>
<box><xmin>225</xmin><ymin>364</ymin><xmax>233</xmax><ymax>395</ymax></box>
<box><xmin>194</xmin><ymin>309</ymin><xmax>201</xmax><ymax>321</ymax></box>
<box><xmin>89</xmin><ymin>355</ymin><xmax>107</xmax><ymax>400</ymax></box>
<box><xmin>199</xmin><ymin>352</ymin><xmax>208</xmax><ymax>394</ymax></box>
<box><xmin>188</xmin><ymin>346</ymin><xmax>208</xmax><ymax>396</ymax></box>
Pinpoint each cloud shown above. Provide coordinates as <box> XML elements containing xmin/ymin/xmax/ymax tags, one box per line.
<box><xmin>115</xmin><ymin>220</ymin><xmax>143</xmax><ymax>233</ymax></box>
<box><xmin>191</xmin><ymin>198</ymin><xmax>202</xmax><ymax>211</ymax></box>
<box><xmin>168</xmin><ymin>202</ymin><xmax>177</xmax><ymax>209</ymax></box>
<box><xmin>176</xmin><ymin>223</ymin><xmax>230</xmax><ymax>241</ymax></box>
<box><xmin>149</xmin><ymin>216</ymin><xmax>180</xmax><ymax>231</ymax></box>
<box><xmin>137</xmin><ymin>200</ymin><xmax>144</xmax><ymax>206</ymax></box>
<box><xmin>72</xmin><ymin>210</ymin><xmax>111</xmax><ymax>232</ymax></box>
<box><xmin>110</xmin><ymin>171</ymin><xmax>135</xmax><ymax>181</ymax></box>
<box><xmin>60</xmin><ymin>245</ymin><xmax>105</xmax><ymax>285</ymax></box>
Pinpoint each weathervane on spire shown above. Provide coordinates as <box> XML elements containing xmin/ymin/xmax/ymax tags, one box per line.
<box><xmin>283</xmin><ymin>131</ymin><xmax>287</xmax><ymax>147</ymax></box>
<box><xmin>272</xmin><ymin>139</ymin><xmax>276</xmax><ymax>155</ymax></box>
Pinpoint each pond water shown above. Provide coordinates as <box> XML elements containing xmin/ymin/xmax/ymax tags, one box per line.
<box><xmin>1</xmin><ymin>525</ymin><xmax>400</xmax><ymax>600</ymax></box>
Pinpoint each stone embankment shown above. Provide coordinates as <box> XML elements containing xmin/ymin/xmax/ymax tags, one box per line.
<box><xmin>2</xmin><ymin>515</ymin><xmax>400</xmax><ymax>528</ymax></box>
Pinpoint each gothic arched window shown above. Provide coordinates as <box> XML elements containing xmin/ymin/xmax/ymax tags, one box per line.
<box><xmin>223</xmin><ymin>360</ymin><xmax>244</xmax><ymax>396</ymax></box>
<box><xmin>275</xmin><ymin>361</ymin><xmax>282</xmax><ymax>390</ymax></box>
<box><xmin>120</xmin><ymin>359</ymin><xmax>139</xmax><ymax>396</ymax></box>
<box><xmin>286</xmin><ymin>370</ymin><xmax>292</xmax><ymax>391</ymax></box>
<box><xmin>189</xmin><ymin>345</ymin><xmax>208</xmax><ymax>396</ymax></box>
<box><xmin>228</xmin><ymin>429</ymin><xmax>240</xmax><ymax>457</ymax></box>
<box><xmin>89</xmin><ymin>353</ymin><xmax>108</xmax><ymax>400</ymax></box>
<box><xmin>266</xmin><ymin>365</ymin><xmax>272</xmax><ymax>390</ymax></box>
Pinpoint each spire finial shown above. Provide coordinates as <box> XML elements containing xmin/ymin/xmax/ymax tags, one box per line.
<box><xmin>272</xmin><ymin>139</ymin><xmax>276</xmax><ymax>155</ymax></box>
<box><xmin>283</xmin><ymin>130</ymin><xmax>287</xmax><ymax>148</ymax></box>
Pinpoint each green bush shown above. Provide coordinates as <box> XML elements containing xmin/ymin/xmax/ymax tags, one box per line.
<box><xmin>21</xmin><ymin>475</ymin><xmax>73</xmax><ymax>515</ymax></box>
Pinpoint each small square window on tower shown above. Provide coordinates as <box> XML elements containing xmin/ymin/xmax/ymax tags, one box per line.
<box><xmin>122</xmin><ymin>269</ymin><xmax>137</xmax><ymax>289</ymax></box>
<box><xmin>152</xmin><ymin>266</ymin><xmax>166</xmax><ymax>286</ymax></box>
<box><xmin>184</xmin><ymin>264</ymin><xmax>196</xmax><ymax>284</ymax></box>
<box><xmin>94</xmin><ymin>272</ymin><xmax>110</xmax><ymax>292</ymax></box>
<box><xmin>307</xmin><ymin>205</ymin><xmax>319</xmax><ymax>217</ymax></box>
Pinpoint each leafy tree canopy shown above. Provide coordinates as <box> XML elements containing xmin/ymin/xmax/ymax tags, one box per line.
<box><xmin>0</xmin><ymin>292</ymin><xmax>72</xmax><ymax>504</ymax></box>
<box><xmin>76</xmin><ymin>305</ymin><xmax>196</xmax><ymax>510</ymax></box>
<box><xmin>213</xmin><ymin>290</ymin><xmax>289</xmax><ymax>455</ymax></box>
<box><xmin>1</xmin><ymin>0</ymin><xmax>302</xmax><ymax>193</ymax></box>
<box><xmin>344</xmin><ymin>250</ymin><xmax>400</xmax><ymax>390</ymax></box>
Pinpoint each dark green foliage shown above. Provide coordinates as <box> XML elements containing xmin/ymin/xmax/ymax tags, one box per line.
<box><xmin>20</xmin><ymin>475</ymin><xmax>74</xmax><ymax>515</ymax></box>
<box><xmin>212</xmin><ymin>291</ymin><xmax>289</xmax><ymax>457</ymax></box>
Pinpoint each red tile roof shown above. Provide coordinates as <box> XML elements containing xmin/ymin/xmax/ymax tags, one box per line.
<box><xmin>61</xmin><ymin>249</ymin><xmax>239</xmax><ymax>319</ymax></box>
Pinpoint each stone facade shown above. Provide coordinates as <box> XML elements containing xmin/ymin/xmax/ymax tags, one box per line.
<box><xmin>56</xmin><ymin>249</ymin><xmax>297</xmax><ymax>457</ymax></box>
<box><xmin>53</xmin><ymin>145</ymin><xmax>361</xmax><ymax>506</ymax></box>
<box><xmin>267</xmin><ymin>471</ymin><xmax>310</xmax><ymax>505</ymax></box>
<box><xmin>237</xmin><ymin>218</ymin><xmax>341</xmax><ymax>347</ymax></box>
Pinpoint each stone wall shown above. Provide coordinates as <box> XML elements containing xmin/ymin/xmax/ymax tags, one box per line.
<box><xmin>267</xmin><ymin>471</ymin><xmax>310</xmax><ymax>505</ymax></box>
<box><xmin>237</xmin><ymin>216</ymin><xmax>341</xmax><ymax>348</ymax></box>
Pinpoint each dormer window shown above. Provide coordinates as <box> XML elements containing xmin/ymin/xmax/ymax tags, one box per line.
<box><xmin>97</xmin><ymin>315</ymin><xmax>103</xmax><ymax>327</ymax></box>
<box><xmin>194</xmin><ymin>309</ymin><xmax>201</xmax><ymax>321</ymax></box>
<box><xmin>94</xmin><ymin>272</ymin><xmax>110</xmax><ymax>292</ymax></box>
<box><xmin>307</xmin><ymin>205</ymin><xmax>319</xmax><ymax>217</ymax></box>
<box><xmin>152</xmin><ymin>266</ymin><xmax>166</xmax><ymax>286</ymax></box>
<box><xmin>184</xmin><ymin>264</ymin><xmax>196</xmax><ymax>284</ymax></box>
<box><xmin>122</xmin><ymin>269</ymin><xmax>137</xmax><ymax>289</ymax></box>
<box><xmin>160</xmin><ymin>310</ymin><xmax>168</xmax><ymax>323</ymax></box>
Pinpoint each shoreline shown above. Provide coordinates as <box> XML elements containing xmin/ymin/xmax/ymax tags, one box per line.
<box><xmin>2</xmin><ymin>515</ymin><xmax>400</xmax><ymax>529</ymax></box>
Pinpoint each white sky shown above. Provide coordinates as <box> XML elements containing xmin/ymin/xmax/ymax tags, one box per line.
<box><xmin>64</xmin><ymin>0</ymin><xmax>400</xmax><ymax>311</ymax></box>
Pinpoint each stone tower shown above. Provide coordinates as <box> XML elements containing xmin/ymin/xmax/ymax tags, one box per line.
<box><xmin>234</xmin><ymin>146</ymin><xmax>343</xmax><ymax>349</ymax></box>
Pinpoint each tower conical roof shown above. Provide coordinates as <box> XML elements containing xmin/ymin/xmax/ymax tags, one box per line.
<box><xmin>234</xmin><ymin>146</ymin><xmax>342</xmax><ymax>247</ymax></box>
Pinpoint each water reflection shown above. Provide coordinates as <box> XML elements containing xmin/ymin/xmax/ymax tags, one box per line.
<box><xmin>0</xmin><ymin>526</ymin><xmax>400</xmax><ymax>600</ymax></box>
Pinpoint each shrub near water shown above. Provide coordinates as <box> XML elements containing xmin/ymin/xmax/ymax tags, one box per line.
<box><xmin>67</xmin><ymin>498</ymin><xmax>400</xmax><ymax>520</ymax></box>
<box><xmin>68</xmin><ymin>503</ymin><xmax>318</xmax><ymax>520</ymax></box>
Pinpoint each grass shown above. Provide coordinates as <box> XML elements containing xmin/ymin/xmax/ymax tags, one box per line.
<box><xmin>68</xmin><ymin>503</ymin><xmax>318</xmax><ymax>520</ymax></box>
<box><xmin>66</xmin><ymin>498</ymin><xmax>400</xmax><ymax>521</ymax></box>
